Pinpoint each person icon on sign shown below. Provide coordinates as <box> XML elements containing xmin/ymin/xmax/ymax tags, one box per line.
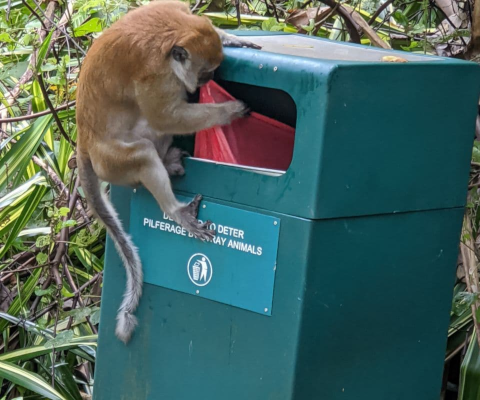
<box><xmin>199</xmin><ymin>257</ymin><xmax>208</xmax><ymax>282</ymax></box>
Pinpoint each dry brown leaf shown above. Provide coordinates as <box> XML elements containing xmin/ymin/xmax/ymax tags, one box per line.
<box><xmin>286</xmin><ymin>7</ymin><xmax>331</xmax><ymax>33</ymax></box>
<box><xmin>381</xmin><ymin>55</ymin><xmax>408</xmax><ymax>63</ymax></box>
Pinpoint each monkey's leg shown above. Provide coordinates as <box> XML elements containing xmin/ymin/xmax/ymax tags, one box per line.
<box><xmin>163</xmin><ymin>146</ymin><xmax>189</xmax><ymax>176</ymax></box>
<box><xmin>154</xmin><ymin>135</ymin><xmax>188</xmax><ymax>177</ymax></box>
<box><xmin>91</xmin><ymin>139</ymin><xmax>214</xmax><ymax>240</ymax></box>
<box><xmin>138</xmin><ymin>146</ymin><xmax>215</xmax><ymax>240</ymax></box>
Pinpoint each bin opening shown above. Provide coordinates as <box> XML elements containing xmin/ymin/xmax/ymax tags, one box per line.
<box><xmin>193</xmin><ymin>81</ymin><xmax>296</xmax><ymax>172</ymax></box>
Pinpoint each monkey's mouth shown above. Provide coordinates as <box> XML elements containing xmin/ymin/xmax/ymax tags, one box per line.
<box><xmin>197</xmin><ymin>71</ymin><xmax>215</xmax><ymax>88</ymax></box>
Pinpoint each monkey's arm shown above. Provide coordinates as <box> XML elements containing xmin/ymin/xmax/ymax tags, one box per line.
<box><xmin>214</xmin><ymin>28</ymin><xmax>262</xmax><ymax>49</ymax></box>
<box><xmin>135</xmin><ymin>81</ymin><xmax>248</xmax><ymax>134</ymax></box>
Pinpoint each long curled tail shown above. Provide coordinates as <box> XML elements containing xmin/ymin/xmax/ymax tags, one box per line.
<box><xmin>78</xmin><ymin>155</ymin><xmax>143</xmax><ymax>344</ymax></box>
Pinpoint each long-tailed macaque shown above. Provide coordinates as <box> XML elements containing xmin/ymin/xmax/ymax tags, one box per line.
<box><xmin>76</xmin><ymin>0</ymin><xmax>260</xmax><ymax>344</ymax></box>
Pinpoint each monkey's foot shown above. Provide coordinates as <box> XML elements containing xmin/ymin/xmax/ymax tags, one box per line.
<box><xmin>164</xmin><ymin>147</ymin><xmax>189</xmax><ymax>176</ymax></box>
<box><xmin>176</xmin><ymin>194</ymin><xmax>216</xmax><ymax>241</ymax></box>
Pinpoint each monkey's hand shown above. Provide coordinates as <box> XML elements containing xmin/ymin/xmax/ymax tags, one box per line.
<box><xmin>215</xmin><ymin>28</ymin><xmax>262</xmax><ymax>49</ymax></box>
<box><xmin>220</xmin><ymin>100</ymin><xmax>250</xmax><ymax>125</ymax></box>
<box><xmin>223</xmin><ymin>36</ymin><xmax>262</xmax><ymax>49</ymax></box>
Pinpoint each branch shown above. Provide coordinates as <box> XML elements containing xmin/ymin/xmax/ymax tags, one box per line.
<box><xmin>319</xmin><ymin>0</ymin><xmax>361</xmax><ymax>43</ymax></box>
<box><xmin>344</xmin><ymin>5</ymin><xmax>391</xmax><ymax>49</ymax></box>
<box><xmin>36</xmin><ymin>74</ymin><xmax>76</xmax><ymax>148</ymax></box>
<box><xmin>0</xmin><ymin>1</ymin><xmax>57</xmax><ymax>133</ymax></box>
<box><xmin>368</xmin><ymin>0</ymin><xmax>395</xmax><ymax>25</ymax></box>
<box><xmin>0</xmin><ymin>102</ymin><xmax>76</xmax><ymax>123</ymax></box>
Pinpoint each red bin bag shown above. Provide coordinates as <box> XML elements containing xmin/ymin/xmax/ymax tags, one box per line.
<box><xmin>194</xmin><ymin>81</ymin><xmax>295</xmax><ymax>171</ymax></box>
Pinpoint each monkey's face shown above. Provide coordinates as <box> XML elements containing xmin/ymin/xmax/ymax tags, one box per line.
<box><xmin>170</xmin><ymin>42</ymin><xmax>223</xmax><ymax>94</ymax></box>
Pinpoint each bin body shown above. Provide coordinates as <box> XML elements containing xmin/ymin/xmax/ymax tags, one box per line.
<box><xmin>93</xmin><ymin>32</ymin><xmax>480</xmax><ymax>400</ymax></box>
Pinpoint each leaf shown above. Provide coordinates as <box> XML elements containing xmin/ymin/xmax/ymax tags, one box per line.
<box><xmin>0</xmin><ymin>335</ymin><xmax>97</xmax><ymax>362</ymax></box>
<box><xmin>0</xmin><ymin>115</ymin><xmax>53</xmax><ymax>193</ymax></box>
<box><xmin>392</xmin><ymin>10</ymin><xmax>409</xmax><ymax>27</ymax></box>
<box><xmin>50</xmin><ymin>364</ymin><xmax>83</xmax><ymax>400</ymax></box>
<box><xmin>458</xmin><ymin>331</ymin><xmax>480</xmax><ymax>400</ymax></box>
<box><xmin>60</xmin><ymin>220</ymin><xmax>77</xmax><ymax>229</ymax></box>
<box><xmin>58</xmin><ymin>207</ymin><xmax>70</xmax><ymax>217</ymax></box>
<box><xmin>0</xmin><ymin>360</ymin><xmax>66</xmax><ymax>400</ymax></box>
<box><xmin>65</xmin><ymin>308</ymin><xmax>91</xmax><ymax>320</ymax></box>
<box><xmin>73</xmin><ymin>248</ymin><xmax>103</xmax><ymax>272</ymax></box>
<box><xmin>90</xmin><ymin>309</ymin><xmax>101</xmax><ymax>325</ymax></box>
<box><xmin>0</xmin><ymin>185</ymin><xmax>47</xmax><ymax>258</ymax></box>
<box><xmin>35</xmin><ymin>252</ymin><xmax>49</xmax><ymax>265</ymax></box>
<box><xmin>35</xmin><ymin>286</ymin><xmax>54</xmax><ymax>297</ymax></box>
<box><xmin>73</xmin><ymin>18</ymin><xmax>103</xmax><ymax>37</ymax></box>
<box><xmin>35</xmin><ymin>235</ymin><xmax>51</xmax><ymax>249</ymax></box>
<box><xmin>44</xmin><ymin>331</ymin><xmax>74</xmax><ymax>349</ymax></box>
<box><xmin>0</xmin><ymin>269</ymin><xmax>42</xmax><ymax>332</ymax></box>
<box><xmin>35</xmin><ymin>30</ymin><xmax>54</xmax><ymax>72</ymax></box>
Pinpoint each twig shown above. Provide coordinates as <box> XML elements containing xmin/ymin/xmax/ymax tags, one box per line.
<box><xmin>319</xmin><ymin>0</ymin><xmax>361</xmax><ymax>43</ymax></box>
<box><xmin>62</xmin><ymin>261</ymin><xmax>97</xmax><ymax>333</ymax></box>
<box><xmin>344</xmin><ymin>5</ymin><xmax>391</xmax><ymax>48</ymax></box>
<box><xmin>368</xmin><ymin>0</ymin><xmax>395</xmax><ymax>25</ymax></box>
<box><xmin>22</xmin><ymin>0</ymin><xmax>48</xmax><ymax>31</ymax></box>
<box><xmin>36</xmin><ymin>74</ymin><xmax>76</xmax><ymax>148</ymax></box>
<box><xmin>0</xmin><ymin>102</ymin><xmax>76</xmax><ymax>123</ymax></box>
<box><xmin>0</xmin><ymin>1</ymin><xmax>57</xmax><ymax>134</ymax></box>
<box><xmin>269</xmin><ymin>0</ymin><xmax>280</xmax><ymax>22</ymax></box>
<box><xmin>32</xmin><ymin>155</ymin><xmax>90</xmax><ymax>225</ymax></box>
<box><xmin>235</xmin><ymin>0</ymin><xmax>242</xmax><ymax>26</ymax></box>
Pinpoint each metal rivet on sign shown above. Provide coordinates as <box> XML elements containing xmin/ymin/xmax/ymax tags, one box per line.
<box><xmin>259</xmin><ymin>64</ymin><xmax>263</xmax><ymax>69</ymax></box>
<box><xmin>273</xmin><ymin>221</ymin><xmax>278</xmax><ymax>226</ymax></box>
<box><xmin>264</xmin><ymin>308</ymin><xmax>268</xmax><ymax>313</ymax></box>
<box><xmin>196</xmin><ymin>290</ymin><xmax>200</xmax><ymax>294</ymax></box>
<box><xmin>273</xmin><ymin>66</ymin><xmax>278</xmax><ymax>72</ymax></box>
<box><xmin>133</xmin><ymin>189</ymin><xmax>136</xmax><ymax>193</ymax></box>
<box><xmin>202</xmin><ymin>204</ymin><xmax>206</xmax><ymax>209</ymax></box>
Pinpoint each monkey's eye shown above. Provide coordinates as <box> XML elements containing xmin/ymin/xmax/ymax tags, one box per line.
<box><xmin>172</xmin><ymin>46</ymin><xmax>188</xmax><ymax>63</ymax></box>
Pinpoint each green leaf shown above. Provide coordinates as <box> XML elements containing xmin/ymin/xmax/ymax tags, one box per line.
<box><xmin>58</xmin><ymin>207</ymin><xmax>70</xmax><ymax>217</ymax></box>
<box><xmin>0</xmin><ymin>185</ymin><xmax>47</xmax><ymax>258</ymax></box>
<box><xmin>0</xmin><ymin>336</ymin><xmax>97</xmax><ymax>363</ymax></box>
<box><xmin>35</xmin><ymin>30</ymin><xmax>53</xmax><ymax>72</ymax></box>
<box><xmin>73</xmin><ymin>248</ymin><xmax>103</xmax><ymax>272</ymax></box>
<box><xmin>44</xmin><ymin>331</ymin><xmax>74</xmax><ymax>348</ymax></box>
<box><xmin>90</xmin><ymin>309</ymin><xmax>101</xmax><ymax>325</ymax></box>
<box><xmin>36</xmin><ymin>252</ymin><xmax>48</xmax><ymax>265</ymax></box>
<box><xmin>0</xmin><ymin>115</ymin><xmax>53</xmax><ymax>192</ymax></box>
<box><xmin>392</xmin><ymin>10</ymin><xmax>409</xmax><ymax>27</ymax></box>
<box><xmin>458</xmin><ymin>331</ymin><xmax>480</xmax><ymax>400</ymax></box>
<box><xmin>73</xmin><ymin>18</ymin><xmax>103</xmax><ymax>37</ymax></box>
<box><xmin>34</xmin><ymin>286</ymin><xmax>54</xmax><ymax>297</ymax></box>
<box><xmin>35</xmin><ymin>235</ymin><xmax>51</xmax><ymax>249</ymax></box>
<box><xmin>0</xmin><ymin>269</ymin><xmax>42</xmax><ymax>333</ymax></box>
<box><xmin>0</xmin><ymin>360</ymin><xmax>66</xmax><ymax>400</ymax></box>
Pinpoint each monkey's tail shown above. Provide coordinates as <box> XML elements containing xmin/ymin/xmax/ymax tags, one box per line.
<box><xmin>78</xmin><ymin>155</ymin><xmax>142</xmax><ymax>344</ymax></box>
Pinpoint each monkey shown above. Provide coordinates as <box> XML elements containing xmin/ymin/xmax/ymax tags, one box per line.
<box><xmin>76</xmin><ymin>0</ymin><xmax>260</xmax><ymax>344</ymax></box>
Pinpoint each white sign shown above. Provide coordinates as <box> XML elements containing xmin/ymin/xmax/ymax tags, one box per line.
<box><xmin>143</xmin><ymin>213</ymin><xmax>263</xmax><ymax>256</ymax></box>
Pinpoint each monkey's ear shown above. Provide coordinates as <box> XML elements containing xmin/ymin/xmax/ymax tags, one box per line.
<box><xmin>171</xmin><ymin>46</ymin><xmax>188</xmax><ymax>63</ymax></box>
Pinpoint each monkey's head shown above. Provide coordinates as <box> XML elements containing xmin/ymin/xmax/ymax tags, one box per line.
<box><xmin>169</xmin><ymin>21</ymin><xmax>224</xmax><ymax>93</ymax></box>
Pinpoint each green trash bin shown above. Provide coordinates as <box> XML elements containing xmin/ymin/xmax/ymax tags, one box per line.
<box><xmin>93</xmin><ymin>32</ymin><xmax>480</xmax><ymax>400</ymax></box>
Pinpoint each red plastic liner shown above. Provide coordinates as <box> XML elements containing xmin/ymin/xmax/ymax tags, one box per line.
<box><xmin>194</xmin><ymin>81</ymin><xmax>295</xmax><ymax>171</ymax></box>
